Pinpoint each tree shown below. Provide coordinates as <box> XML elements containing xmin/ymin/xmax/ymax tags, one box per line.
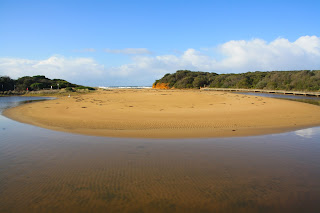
<box><xmin>193</xmin><ymin>76</ymin><xmax>208</xmax><ymax>88</ymax></box>
<box><xmin>0</xmin><ymin>76</ymin><xmax>15</xmax><ymax>91</ymax></box>
<box><xmin>30</xmin><ymin>83</ymin><xmax>45</xmax><ymax>90</ymax></box>
<box><xmin>154</xmin><ymin>70</ymin><xmax>320</xmax><ymax>91</ymax></box>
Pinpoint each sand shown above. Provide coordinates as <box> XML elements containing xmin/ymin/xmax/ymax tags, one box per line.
<box><xmin>3</xmin><ymin>89</ymin><xmax>320</xmax><ymax>138</ymax></box>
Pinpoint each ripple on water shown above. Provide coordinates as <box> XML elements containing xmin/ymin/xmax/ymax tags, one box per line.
<box><xmin>0</xmin><ymin>96</ymin><xmax>320</xmax><ymax>212</ymax></box>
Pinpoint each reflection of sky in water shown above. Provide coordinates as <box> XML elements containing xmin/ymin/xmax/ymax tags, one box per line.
<box><xmin>295</xmin><ymin>127</ymin><xmax>320</xmax><ymax>138</ymax></box>
<box><xmin>0</xmin><ymin>96</ymin><xmax>54</xmax><ymax>113</ymax></box>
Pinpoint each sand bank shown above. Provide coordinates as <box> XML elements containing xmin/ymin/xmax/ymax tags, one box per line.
<box><xmin>3</xmin><ymin>89</ymin><xmax>320</xmax><ymax>138</ymax></box>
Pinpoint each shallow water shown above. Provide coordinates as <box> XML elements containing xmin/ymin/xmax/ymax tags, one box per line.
<box><xmin>1</xmin><ymin>96</ymin><xmax>320</xmax><ymax>212</ymax></box>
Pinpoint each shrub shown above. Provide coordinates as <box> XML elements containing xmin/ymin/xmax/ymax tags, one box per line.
<box><xmin>65</xmin><ymin>87</ymin><xmax>74</xmax><ymax>92</ymax></box>
<box><xmin>75</xmin><ymin>86</ymin><xmax>96</xmax><ymax>90</ymax></box>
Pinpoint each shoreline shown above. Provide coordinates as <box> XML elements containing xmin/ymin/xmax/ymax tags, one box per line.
<box><xmin>3</xmin><ymin>89</ymin><xmax>320</xmax><ymax>138</ymax></box>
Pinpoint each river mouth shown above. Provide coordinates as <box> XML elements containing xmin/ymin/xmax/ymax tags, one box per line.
<box><xmin>1</xmin><ymin>96</ymin><xmax>320</xmax><ymax>212</ymax></box>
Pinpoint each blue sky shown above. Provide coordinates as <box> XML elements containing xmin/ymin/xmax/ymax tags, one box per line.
<box><xmin>1</xmin><ymin>0</ymin><xmax>320</xmax><ymax>86</ymax></box>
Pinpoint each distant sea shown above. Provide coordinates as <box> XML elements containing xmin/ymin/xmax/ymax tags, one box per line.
<box><xmin>98</xmin><ymin>86</ymin><xmax>152</xmax><ymax>89</ymax></box>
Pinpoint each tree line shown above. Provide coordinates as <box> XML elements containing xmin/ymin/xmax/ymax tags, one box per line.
<box><xmin>154</xmin><ymin>70</ymin><xmax>320</xmax><ymax>91</ymax></box>
<box><xmin>0</xmin><ymin>75</ymin><xmax>94</xmax><ymax>91</ymax></box>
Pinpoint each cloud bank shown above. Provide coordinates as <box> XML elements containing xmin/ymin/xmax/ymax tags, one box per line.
<box><xmin>0</xmin><ymin>56</ymin><xmax>105</xmax><ymax>85</ymax></box>
<box><xmin>1</xmin><ymin>36</ymin><xmax>319</xmax><ymax>86</ymax></box>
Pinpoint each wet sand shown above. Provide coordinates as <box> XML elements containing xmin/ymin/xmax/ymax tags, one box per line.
<box><xmin>4</xmin><ymin>89</ymin><xmax>320</xmax><ymax>138</ymax></box>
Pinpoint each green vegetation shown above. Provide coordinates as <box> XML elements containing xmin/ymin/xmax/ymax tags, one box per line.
<box><xmin>74</xmin><ymin>86</ymin><xmax>96</xmax><ymax>90</ymax></box>
<box><xmin>0</xmin><ymin>75</ymin><xmax>95</xmax><ymax>94</ymax></box>
<box><xmin>154</xmin><ymin>70</ymin><xmax>320</xmax><ymax>91</ymax></box>
<box><xmin>154</xmin><ymin>70</ymin><xmax>218</xmax><ymax>89</ymax></box>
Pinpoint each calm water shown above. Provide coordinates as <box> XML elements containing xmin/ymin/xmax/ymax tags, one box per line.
<box><xmin>1</xmin><ymin>96</ymin><xmax>320</xmax><ymax>213</ymax></box>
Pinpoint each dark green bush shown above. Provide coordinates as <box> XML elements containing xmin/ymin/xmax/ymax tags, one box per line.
<box><xmin>75</xmin><ymin>86</ymin><xmax>96</xmax><ymax>90</ymax></box>
<box><xmin>65</xmin><ymin>87</ymin><xmax>74</xmax><ymax>92</ymax></box>
<box><xmin>0</xmin><ymin>75</ymin><xmax>90</xmax><ymax>92</ymax></box>
<box><xmin>155</xmin><ymin>70</ymin><xmax>320</xmax><ymax>91</ymax></box>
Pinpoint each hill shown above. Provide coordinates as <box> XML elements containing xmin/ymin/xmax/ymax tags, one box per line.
<box><xmin>0</xmin><ymin>75</ymin><xmax>95</xmax><ymax>93</ymax></box>
<box><xmin>153</xmin><ymin>70</ymin><xmax>320</xmax><ymax>91</ymax></box>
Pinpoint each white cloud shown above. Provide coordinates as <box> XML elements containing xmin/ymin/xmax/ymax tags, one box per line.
<box><xmin>0</xmin><ymin>56</ymin><xmax>105</xmax><ymax>85</ymax></box>
<box><xmin>104</xmin><ymin>48</ymin><xmax>152</xmax><ymax>55</ymax></box>
<box><xmin>106</xmin><ymin>36</ymin><xmax>320</xmax><ymax>80</ymax></box>
<box><xmin>107</xmin><ymin>36</ymin><xmax>320</xmax><ymax>80</ymax></box>
<box><xmin>1</xmin><ymin>36</ymin><xmax>320</xmax><ymax>86</ymax></box>
<box><xmin>213</xmin><ymin>36</ymin><xmax>320</xmax><ymax>72</ymax></box>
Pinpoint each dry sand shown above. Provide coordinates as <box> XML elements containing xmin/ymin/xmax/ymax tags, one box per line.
<box><xmin>4</xmin><ymin>89</ymin><xmax>320</xmax><ymax>138</ymax></box>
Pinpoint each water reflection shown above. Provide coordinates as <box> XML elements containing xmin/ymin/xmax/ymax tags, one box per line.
<box><xmin>0</xmin><ymin>96</ymin><xmax>54</xmax><ymax>113</ymax></box>
<box><xmin>295</xmin><ymin>127</ymin><xmax>320</xmax><ymax>138</ymax></box>
<box><xmin>1</xmin><ymin>96</ymin><xmax>320</xmax><ymax>212</ymax></box>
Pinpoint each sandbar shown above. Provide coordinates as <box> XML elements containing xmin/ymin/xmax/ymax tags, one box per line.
<box><xmin>3</xmin><ymin>89</ymin><xmax>320</xmax><ymax>138</ymax></box>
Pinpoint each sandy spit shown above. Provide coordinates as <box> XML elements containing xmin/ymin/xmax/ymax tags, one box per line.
<box><xmin>3</xmin><ymin>89</ymin><xmax>320</xmax><ymax>138</ymax></box>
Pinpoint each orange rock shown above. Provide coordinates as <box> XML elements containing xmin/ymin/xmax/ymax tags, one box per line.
<box><xmin>152</xmin><ymin>83</ymin><xmax>170</xmax><ymax>89</ymax></box>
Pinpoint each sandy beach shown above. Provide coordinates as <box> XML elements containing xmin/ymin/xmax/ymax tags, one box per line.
<box><xmin>3</xmin><ymin>89</ymin><xmax>320</xmax><ymax>138</ymax></box>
